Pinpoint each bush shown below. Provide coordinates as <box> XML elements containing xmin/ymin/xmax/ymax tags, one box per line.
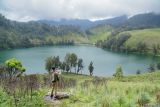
<box><xmin>101</xmin><ymin>98</ymin><xmax>110</xmax><ymax>107</ymax></box>
<box><xmin>138</xmin><ymin>93</ymin><xmax>151</xmax><ymax>106</ymax></box>
<box><xmin>118</xmin><ymin>96</ymin><xmax>126</xmax><ymax>106</ymax></box>
<box><xmin>156</xmin><ymin>62</ymin><xmax>160</xmax><ymax>70</ymax></box>
<box><xmin>136</xmin><ymin>70</ymin><xmax>141</xmax><ymax>74</ymax></box>
<box><xmin>148</xmin><ymin>64</ymin><xmax>155</xmax><ymax>72</ymax></box>
<box><xmin>113</xmin><ymin>66</ymin><xmax>123</xmax><ymax>79</ymax></box>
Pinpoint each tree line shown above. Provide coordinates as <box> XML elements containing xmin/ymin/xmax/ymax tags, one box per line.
<box><xmin>45</xmin><ymin>53</ymin><xmax>94</xmax><ymax>76</ymax></box>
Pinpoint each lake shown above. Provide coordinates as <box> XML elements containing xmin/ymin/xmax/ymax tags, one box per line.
<box><xmin>0</xmin><ymin>45</ymin><xmax>159</xmax><ymax>76</ymax></box>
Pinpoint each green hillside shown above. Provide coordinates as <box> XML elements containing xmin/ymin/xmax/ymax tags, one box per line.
<box><xmin>122</xmin><ymin>28</ymin><xmax>160</xmax><ymax>50</ymax></box>
<box><xmin>97</xmin><ymin>28</ymin><xmax>160</xmax><ymax>55</ymax></box>
<box><xmin>87</xmin><ymin>25</ymin><xmax>112</xmax><ymax>44</ymax></box>
<box><xmin>45</xmin><ymin>33</ymin><xmax>89</xmax><ymax>44</ymax></box>
<box><xmin>0</xmin><ymin>14</ymin><xmax>87</xmax><ymax>49</ymax></box>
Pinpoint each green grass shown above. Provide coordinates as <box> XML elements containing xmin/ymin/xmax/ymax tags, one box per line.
<box><xmin>1</xmin><ymin>71</ymin><xmax>160</xmax><ymax>107</ymax></box>
<box><xmin>88</xmin><ymin>25</ymin><xmax>112</xmax><ymax>44</ymax></box>
<box><xmin>62</xmin><ymin>72</ymin><xmax>93</xmax><ymax>80</ymax></box>
<box><xmin>45</xmin><ymin>33</ymin><xmax>89</xmax><ymax>44</ymax></box>
<box><xmin>58</xmin><ymin>71</ymin><xmax>160</xmax><ymax>107</ymax></box>
<box><xmin>119</xmin><ymin>28</ymin><xmax>160</xmax><ymax>50</ymax></box>
<box><xmin>113</xmin><ymin>71</ymin><xmax>160</xmax><ymax>82</ymax></box>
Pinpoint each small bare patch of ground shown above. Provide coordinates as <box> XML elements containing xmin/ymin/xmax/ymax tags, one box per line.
<box><xmin>44</xmin><ymin>92</ymin><xmax>70</xmax><ymax>106</ymax></box>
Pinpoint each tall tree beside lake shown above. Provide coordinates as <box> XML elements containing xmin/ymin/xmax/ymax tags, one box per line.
<box><xmin>88</xmin><ymin>61</ymin><xmax>94</xmax><ymax>76</ymax></box>
<box><xmin>45</xmin><ymin>56</ymin><xmax>60</xmax><ymax>73</ymax></box>
<box><xmin>64</xmin><ymin>53</ymin><xmax>71</xmax><ymax>73</ymax></box>
<box><xmin>77</xmin><ymin>58</ymin><xmax>84</xmax><ymax>74</ymax></box>
<box><xmin>70</xmin><ymin>53</ymin><xmax>78</xmax><ymax>73</ymax></box>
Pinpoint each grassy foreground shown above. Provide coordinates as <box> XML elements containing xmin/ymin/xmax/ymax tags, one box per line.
<box><xmin>0</xmin><ymin>72</ymin><xmax>160</xmax><ymax>107</ymax></box>
<box><xmin>58</xmin><ymin>72</ymin><xmax>160</xmax><ymax>107</ymax></box>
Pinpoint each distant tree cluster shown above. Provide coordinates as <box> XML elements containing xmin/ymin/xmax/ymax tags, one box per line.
<box><xmin>96</xmin><ymin>33</ymin><xmax>131</xmax><ymax>52</ymax></box>
<box><xmin>148</xmin><ymin>62</ymin><xmax>160</xmax><ymax>72</ymax></box>
<box><xmin>136</xmin><ymin>62</ymin><xmax>160</xmax><ymax>74</ymax></box>
<box><xmin>134</xmin><ymin>42</ymin><xmax>160</xmax><ymax>55</ymax></box>
<box><xmin>45</xmin><ymin>53</ymin><xmax>94</xmax><ymax>76</ymax></box>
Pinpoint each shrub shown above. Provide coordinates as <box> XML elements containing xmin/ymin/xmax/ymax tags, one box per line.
<box><xmin>113</xmin><ymin>66</ymin><xmax>123</xmax><ymax>79</ymax></box>
<box><xmin>136</xmin><ymin>70</ymin><xmax>141</xmax><ymax>74</ymax></box>
<box><xmin>156</xmin><ymin>62</ymin><xmax>160</xmax><ymax>70</ymax></box>
<box><xmin>5</xmin><ymin>58</ymin><xmax>25</xmax><ymax>79</ymax></box>
<box><xmin>101</xmin><ymin>98</ymin><xmax>110</xmax><ymax>107</ymax></box>
<box><xmin>118</xmin><ymin>96</ymin><xmax>126</xmax><ymax>106</ymax></box>
<box><xmin>138</xmin><ymin>93</ymin><xmax>151</xmax><ymax>106</ymax></box>
<box><xmin>148</xmin><ymin>64</ymin><xmax>155</xmax><ymax>72</ymax></box>
<box><xmin>156</xmin><ymin>92</ymin><xmax>160</xmax><ymax>103</ymax></box>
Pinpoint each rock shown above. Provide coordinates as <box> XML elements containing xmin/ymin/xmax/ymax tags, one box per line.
<box><xmin>44</xmin><ymin>92</ymin><xmax>71</xmax><ymax>105</ymax></box>
<box><xmin>44</xmin><ymin>95</ymin><xmax>60</xmax><ymax>105</ymax></box>
<box><xmin>55</xmin><ymin>93</ymin><xmax>70</xmax><ymax>99</ymax></box>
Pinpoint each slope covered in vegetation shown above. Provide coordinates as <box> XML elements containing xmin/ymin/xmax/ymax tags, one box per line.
<box><xmin>0</xmin><ymin>14</ymin><xmax>86</xmax><ymax>49</ymax></box>
<box><xmin>1</xmin><ymin>12</ymin><xmax>160</xmax><ymax>51</ymax></box>
<box><xmin>0</xmin><ymin>71</ymin><xmax>160</xmax><ymax>107</ymax></box>
<box><xmin>122</xmin><ymin>28</ymin><xmax>160</xmax><ymax>50</ymax></box>
<box><xmin>87</xmin><ymin>25</ymin><xmax>112</xmax><ymax>44</ymax></box>
<box><xmin>96</xmin><ymin>27</ymin><xmax>160</xmax><ymax>55</ymax></box>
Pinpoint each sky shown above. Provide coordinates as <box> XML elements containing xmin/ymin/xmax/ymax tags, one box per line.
<box><xmin>0</xmin><ymin>0</ymin><xmax>160</xmax><ymax>22</ymax></box>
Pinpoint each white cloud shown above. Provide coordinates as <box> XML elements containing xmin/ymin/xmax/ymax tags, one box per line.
<box><xmin>0</xmin><ymin>0</ymin><xmax>160</xmax><ymax>22</ymax></box>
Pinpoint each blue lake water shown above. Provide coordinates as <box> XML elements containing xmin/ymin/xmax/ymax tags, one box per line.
<box><xmin>0</xmin><ymin>45</ymin><xmax>159</xmax><ymax>76</ymax></box>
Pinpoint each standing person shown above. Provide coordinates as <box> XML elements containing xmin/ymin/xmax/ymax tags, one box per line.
<box><xmin>50</xmin><ymin>67</ymin><xmax>60</xmax><ymax>98</ymax></box>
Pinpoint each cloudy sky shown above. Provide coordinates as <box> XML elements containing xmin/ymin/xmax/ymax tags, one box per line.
<box><xmin>0</xmin><ymin>0</ymin><xmax>160</xmax><ymax>22</ymax></box>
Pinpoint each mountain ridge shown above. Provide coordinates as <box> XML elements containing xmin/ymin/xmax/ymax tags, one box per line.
<box><xmin>37</xmin><ymin>15</ymin><xmax>127</xmax><ymax>30</ymax></box>
<box><xmin>1</xmin><ymin>12</ymin><xmax>160</xmax><ymax>50</ymax></box>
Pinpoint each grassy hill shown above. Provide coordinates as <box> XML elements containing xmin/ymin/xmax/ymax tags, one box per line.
<box><xmin>87</xmin><ymin>25</ymin><xmax>112</xmax><ymax>44</ymax></box>
<box><xmin>120</xmin><ymin>28</ymin><xmax>160</xmax><ymax>50</ymax></box>
<box><xmin>96</xmin><ymin>27</ymin><xmax>160</xmax><ymax>55</ymax></box>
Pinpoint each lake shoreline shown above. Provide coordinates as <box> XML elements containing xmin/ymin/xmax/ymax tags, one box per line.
<box><xmin>0</xmin><ymin>44</ymin><xmax>159</xmax><ymax>76</ymax></box>
<box><xmin>1</xmin><ymin>42</ymin><xmax>160</xmax><ymax>57</ymax></box>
